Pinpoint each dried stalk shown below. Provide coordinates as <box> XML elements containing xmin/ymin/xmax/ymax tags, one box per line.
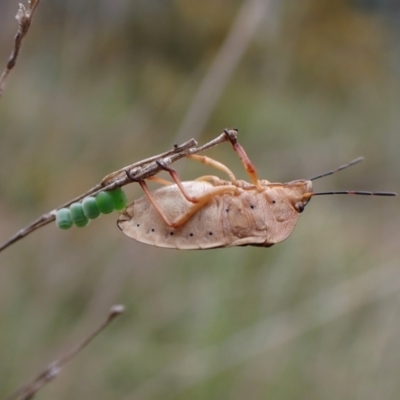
<box><xmin>0</xmin><ymin>130</ymin><xmax>234</xmax><ymax>253</ymax></box>
<box><xmin>5</xmin><ymin>304</ymin><xmax>124</xmax><ymax>400</ymax></box>
<box><xmin>0</xmin><ymin>0</ymin><xmax>40</xmax><ymax>98</ymax></box>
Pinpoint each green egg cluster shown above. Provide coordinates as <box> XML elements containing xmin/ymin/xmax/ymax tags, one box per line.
<box><xmin>56</xmin><ymin>188</ymin><xmax>128</xmax><ymax>229</ymax></box>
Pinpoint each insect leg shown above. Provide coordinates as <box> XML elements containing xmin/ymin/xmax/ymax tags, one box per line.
<box><xmin>147</xmin><ymin>176</ymin><xmax>173</xmax><ymax>186</ymax></box>
<box><xmin>187</xmin><ymin>154</ymin><xmax>238</xmax><ymax>183</ymax></box>
<box><xmin>170</xmin><ymin>185</ymin><xmax>240</xmax><ymax>228</ymax></box>
<box><xmin>223</xmin><ymin>129</ymin><xmax>262</xmax><ymax>190</ymax></box>
<box><xmin>139</xmin><ymin>181</ymin><xmax>239</xmax><ymax>229</ymax></box>
<box><xmin>156</xmin><ymin>160</ymin><xmax>199</xmax><ymax>203</ymax></box>
<box><xmin>138</xmin><ymin>180</ymin><xmax>176</xmax><ymax>227</ymax></box>
<box><xmin>194</xmin><ymin>175</ymin><xmax>225</xmax><ymax>186</ymax></box>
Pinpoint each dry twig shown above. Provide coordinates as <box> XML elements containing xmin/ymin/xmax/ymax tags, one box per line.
<box><xmin>0</xmin><ymin>130</ymin><xmax>234</xmax><ymax>253</ymax></box>
<box><xmin>5</xmin><ymin>304</ymin><xmax>125</xmax><ymax>400</ymax></box>
<box><xmin>0</xmin><ymin>0</ymin><xmax>40</xmax><ymax>98</ymax></box>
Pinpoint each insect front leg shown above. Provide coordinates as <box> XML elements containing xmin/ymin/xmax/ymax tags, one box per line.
<box><xmin>223</xmin><ymin>129</ymin><xmax>262</xmax><ymax>190</ymax></box>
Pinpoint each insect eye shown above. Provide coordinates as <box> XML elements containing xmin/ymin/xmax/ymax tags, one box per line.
<box><xmin>295</xmin><ymin>202</ymin><xmax>305</xmax><ymax>213</ymax></box>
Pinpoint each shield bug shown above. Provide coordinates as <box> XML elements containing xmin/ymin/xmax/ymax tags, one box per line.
<box><xmin>117</xmin><ymin>129</ymin><xmax>396</xmax><ymax>249</ymax></box>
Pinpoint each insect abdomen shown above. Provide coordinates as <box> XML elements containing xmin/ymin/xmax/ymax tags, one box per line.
<box><xmin>118</xmin><ymin>182</ymin><xmax>229</xmax><ymax>249</ymax></box>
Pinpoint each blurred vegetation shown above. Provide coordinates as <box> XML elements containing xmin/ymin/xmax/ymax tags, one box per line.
<box><xmin>0</xmin><ymin>0</ymin><xmax>399</xmax><ymax>399</ymax></box>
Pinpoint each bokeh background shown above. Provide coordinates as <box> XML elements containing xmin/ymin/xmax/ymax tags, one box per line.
<box><xmin>0</xmin><ymin>0</ymin><xmax>399</xmax><ymax>399</ymax></box>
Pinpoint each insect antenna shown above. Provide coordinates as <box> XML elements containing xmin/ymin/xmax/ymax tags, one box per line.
<box><xmin>304</xmin><ymin>190</ymin><xmax>397</xmax><ymax>199</ymax></box>
<box><xmin>309</xmin><ymin>157</ymin><xmax>364</xmax><ymax>181</ymax></box>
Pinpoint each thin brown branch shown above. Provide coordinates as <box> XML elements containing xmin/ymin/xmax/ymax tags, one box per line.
<box><xmin>0</xmin><ymin>0</ymin><xmax>40</xmax><ymax>98</ymax></box>
<box><xmin>5</xmin><ymin>304</ymin><xmax>125</xmax><ymax>400</ymax></box>
<box><xmin>0</xmin><ymin>130</ymin><xmax>234</xmax><ymax>253</ymax></box>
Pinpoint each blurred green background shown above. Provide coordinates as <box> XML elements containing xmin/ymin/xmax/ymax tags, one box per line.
<box><xmin>0</xmin><ymin>0</ymin><xmax>399</xmax><ymax>399</ymax></box>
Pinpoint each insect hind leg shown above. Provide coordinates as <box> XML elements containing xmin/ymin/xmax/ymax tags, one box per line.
<box><xmin>223</xmin><ymin>129</ymin><xmax>262</xmax><ymax>190</ymax></box>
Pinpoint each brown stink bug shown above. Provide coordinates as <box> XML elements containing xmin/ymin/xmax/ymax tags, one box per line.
<box><xmin>117</xmin><ymin>129</ymin><xmax>396</xmax><ymax>249</ymax></box>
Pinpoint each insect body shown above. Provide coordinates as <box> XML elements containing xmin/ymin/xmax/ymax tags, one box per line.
<box><xmin>117</xmin><ymin>129</ymin><xmax>396</xmax><ymax>249</ymax></box>
<box><xmin>118</xmin><ymin>179</ymin><xmax>311</xmax><ymax>249</ymax></box>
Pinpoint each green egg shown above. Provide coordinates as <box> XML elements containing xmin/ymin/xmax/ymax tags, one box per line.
<box><xmin>95</xmin><ymin>191</ymin><xmax>115</xmax><ymax>214</ymax></box>
<box><xmin>56</xmin><ymin>208</ymin><xmax>73</xmax><ymax>229</ymax></box>
<box><xmin>70</xmin><ymin>202</ymin><xmax>90</xmax><ymax>227</ymax></box>
<box><xmin>108</xmin><ymin>188</ymin><xmax>128</xmax><ymax>211</ymax></box>
<box><xmin>82</xmin><ymin>196</ymin><xmax>101</xmax><ymax>219</ymax></box>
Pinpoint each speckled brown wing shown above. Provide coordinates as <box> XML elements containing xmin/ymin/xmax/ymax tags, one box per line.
<box><xmin>219</xmin><ymin>188</ymin><xmax>301</xmax><ymax>247</ymax></box>
<box><xmin>118</xmin><ymin>181</ymin><xmax>303</xmax><ymax>249</ymax></box>
<box><xmin>117</xmin><ymin>181</ymin><xmax>231</xmax><ymax>249</ymax></box>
